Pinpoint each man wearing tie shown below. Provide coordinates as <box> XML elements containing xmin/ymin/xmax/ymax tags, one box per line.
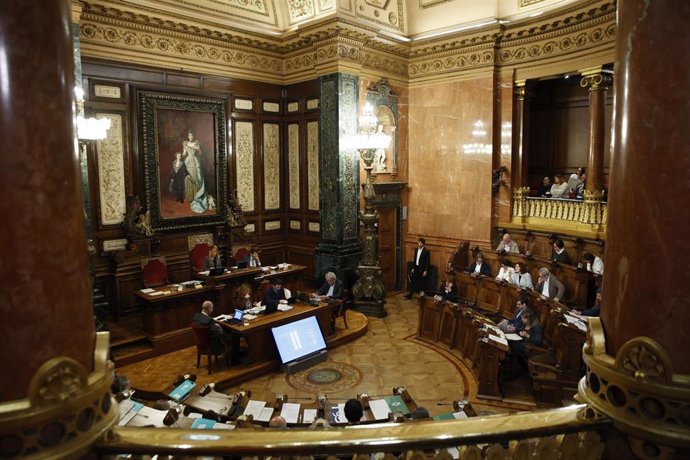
<box><xmin>498</xmin><ymin>297</ymin><xmax>534</xmax><ymax>333</ymax></box>
<box><xmin>405</xmin><ymin>238</ymin><xmax>430</xmax><ymax>300</ymax></box>
<box><xmin>247</xmin><ymin>247</ymin><xmax>261</xmax><ymax>267</ymax></box>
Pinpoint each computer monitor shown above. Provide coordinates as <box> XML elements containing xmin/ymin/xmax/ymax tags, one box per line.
<box><xmin>208</xmin><ymin>267</ymin><xmax>225</xmax><ymax>276</ymax></box>
<box><xmin>271</xmin><ymin>316</ymin><xmax>327</xmax><ymax>364</ymax></box>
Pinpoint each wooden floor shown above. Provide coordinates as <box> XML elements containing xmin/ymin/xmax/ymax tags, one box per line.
<box><xmin>116</xmin><ymin>293</ymin><xmax>540</xmax><ymax>416</ymax></box>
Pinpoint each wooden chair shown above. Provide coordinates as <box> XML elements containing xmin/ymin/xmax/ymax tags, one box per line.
<box><xmin>331</xmin><ymin>289</ymin><xmax>351</xmax><ymax>331</ymax></box>
<box><xmin>190</xmin><ymin>323</ymin><xmax>223</xmax><ymax>374</ymax></box>
<box><xmin>234</xmin><ymin>247</ymin><xmax>250</xmax><ymax>265</ymax></box>
<box><xmin>189</xmin><ymin>243</ymin><xmax>211</xmax><ymax>272</ymax></box>
<box><xmin>141</xmin><ymin>257</ymin><xmax>168</xmax><ymax>288</ymax></box>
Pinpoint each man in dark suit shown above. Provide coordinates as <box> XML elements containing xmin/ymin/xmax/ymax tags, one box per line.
<box><xmin>536</xmin><ymin>267</ymin><xmax>566</xmax><ymax>302</ymax></box>
<box><xmin>551</xmin><ymin>239</ymin><xmax>572</xmax><ymax>265</ymax></box>
<box><xmin>193</xmin><ymin>301</ymin><xmax>240</xmax><ymax>364</ymax></box>
<box><xmin>263</xmin><ymin>278</ymin><xmax>289</xmax><ymax>309</ymax></box>
<box><xmin>316</xmin><ymin>271</ymin><xmax>344</xmax><ymax>300</ymax></box>
<box><xmin>467</xmin><ymin>254</ymin><xmax>491</xmax><ymax>277</ymax></box>
<box><xmin>405</xmin><ymin>238</ymin><xmax>430</xmax><ymax>299</ymax></box>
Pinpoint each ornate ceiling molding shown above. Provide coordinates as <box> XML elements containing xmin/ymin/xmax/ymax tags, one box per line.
<box><xmin>77</xmin><ymin>0</ymin><xmax>616</xmax><ymax>84</ymax></box>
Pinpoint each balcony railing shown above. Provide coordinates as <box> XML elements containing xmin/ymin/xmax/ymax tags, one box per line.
<box><xmin>512</xmin><ymin>187</ymin><xmax>607</xmax><ymax>229</ymax></box>
<box><xmin>97</xmin><ymin>403</ymin><xmax>610</xmax><ymax>459</ymax></box>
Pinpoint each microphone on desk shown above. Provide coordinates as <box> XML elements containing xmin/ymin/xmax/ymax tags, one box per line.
<box><xmin>436</xmin><ymin>402</ymin><xmax>455</xmax><ymax>406</ymax></box>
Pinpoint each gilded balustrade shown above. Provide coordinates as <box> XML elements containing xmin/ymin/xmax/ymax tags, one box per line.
<box><xmin>512</xmin><ymin>187</ymin><xmax>606</xmax><ymax>231</ymax></box>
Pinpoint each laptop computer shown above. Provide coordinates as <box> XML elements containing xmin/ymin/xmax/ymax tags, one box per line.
<box><xmin>228</xmin><ymin>309</ymin><xmax>244</xmax><ymax>324</ymax></box>
<box><xmin>208</xmin><ymin>267</ymin><xmax>225</xmax><ymax>276</ymax></box>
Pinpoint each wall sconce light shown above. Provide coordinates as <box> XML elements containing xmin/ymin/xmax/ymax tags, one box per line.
<box><xmin>75</xmin><ymin>87</ymin><xmax>111</xmax><ymax>140</ymax></box>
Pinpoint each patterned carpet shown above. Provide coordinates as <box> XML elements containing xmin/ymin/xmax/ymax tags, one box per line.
<box><xmin>286</xmin><ymin>361</ymin><xmax>363</xmax><ymax>392</ymax></box>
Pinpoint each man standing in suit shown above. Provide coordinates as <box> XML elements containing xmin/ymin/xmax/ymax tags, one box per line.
<box><xmin>405</xmin><ymin>238</ymin><xmax>430</xmax><ymax>299</ymax></box>
<box><xmin>536</xmin><ymin>267</ymin><xmax>566</xmax><ymax>302</ymax></box>
<box><xmin>316</xmin><ymin>271</ymin><xmax>344</xmax><ymax>300</ymax></box>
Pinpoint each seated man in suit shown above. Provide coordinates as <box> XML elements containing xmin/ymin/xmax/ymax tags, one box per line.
<box><xmin>316</xmin><ymin>271</ymin><xmax>344</xmax><ymax>300</ymax></box>
<box><xmin>193</xmin><ymin>301</ymin><xmax>240</xmax><ymax>364</ymax></box>
<box><xmin>468</xmin><ymin>254</ymin><xmax>491</xmax><ymax>277</ymax></box>
<box><xmin>578</xmin><ymin>288</ymin><xmax>602</xmax><ymax>317</ymax></box>
<box><xmin>241</xmin><ymin>247</ymin><xmax>262</xmax><ymax>268</ymax></box>
<box><xmin>498</xmin><ymin>296</ymin><xmax>533</xmax><ymax>333</ymax></box>
<box><xmin>536</xmin><ymin>267</ymin><xmax>565</xmax><ymax>302</ymax></box>
<box><xmin>263</xmin><ymin>278</ymin><xmax>289</xmax><ymax>310</ymax></box>
<box><xmin>504</xmin><ymin>309</ymin><xmax>543</xmax><ymax>379</ymax></box>
<box><xmin>551</xmin><ymin>239</ymin><xmax>572</xmax><ymax>265</ymax></box>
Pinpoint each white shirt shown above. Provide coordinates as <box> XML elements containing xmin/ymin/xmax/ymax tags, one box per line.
<box><xmin>587</xmin><ymin>256</ymin><xmax>604</xmax><ymax>275</ymax></box>
<box><xmin>250</xmin><ymin>257</ymin><xmax>261</xmax><ymax>267</ymax></box>
<box><xmin>496</xmin><ymin>267</ymin><xmax>514</xmax><ymax>282</ymax></box>
<box><xmin>327</xmin><ymin>284</ymin><xmax>335</xmax><ymax>297</ymax></box>
<box><xmin>473</xmin><ymin>263</ymin><xmax>481</xmax><ymax>274</ymax></box>
<box><xmin>541</xmin><ymin>277</ymin><xmax>551</xmax><ymax>297</ymax></box>
<box><xmin>415</xmin><ymin>248</ymin><xmax>423</xmax><ymax>266</ymax></box>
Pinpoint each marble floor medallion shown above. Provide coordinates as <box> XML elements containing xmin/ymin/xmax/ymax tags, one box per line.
<box><xmin>287</xmin><ymin>361</ymin><xmax>362</xmax><ymax>392</ymax></box>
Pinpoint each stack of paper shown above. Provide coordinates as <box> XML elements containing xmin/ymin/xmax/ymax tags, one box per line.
<box><xmin>140</xmin><ymin>288</ymin><xmax>155</xmax><ymax>294</ymax></box>
<box><xmin>277</xmin><ymin>305</ymin><xmax>293</xmax><ymax>312</ymax></box>
<box><xmin>280</xmin><ymin>402</ymin><xmax>301</xmax><ymax>424</ymax></box>
<box><xmin>243</xmin><ymin>400</ymin><xmax>266</xmax><ymax>419</ymax></box>
<box><xmin>505</xmin><ymin>333</ymin><xmax>523</xmax><ymax>341</ymax></box>
<box><xmin>118</xmin><ymin>400</ymin><xmax>144</xmax><ymax>426</ymax></box>
<box><xmin>369</xmin><ymin>399</ymin><xmax>391</xmax><ymax>420</ymax></box>
<box><xmin>488</xmin><ymin>335</ymin><xmax>509</xmax><ymax>347</ymax></box>
<box><xmin>302</xmin><ymin>409</ymin><xmax>317</xmax><ymax>424</ymax></box>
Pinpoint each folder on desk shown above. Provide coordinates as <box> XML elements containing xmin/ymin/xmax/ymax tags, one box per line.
<box><xmin>384</xmin><ymin>395</ymin><xmax>409</xmax><ymax>415</ymax></box>
<box><xmin>191</xmin><ymin>418</ymin><xmax>217</xmax><ymax>429</ymax></box>
<box><xmin>168</xmin><ymin>379</ymin><xmax>195</xmax><ymax>401</ymax></box>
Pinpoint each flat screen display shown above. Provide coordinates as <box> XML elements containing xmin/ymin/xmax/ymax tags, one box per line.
<box><xmin>271</xmin><ymin>316</ymin><xmax>327</xmax><ymax>364</ymax></box>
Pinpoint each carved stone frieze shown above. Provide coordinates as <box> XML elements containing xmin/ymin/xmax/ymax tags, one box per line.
<box><xmin>187</xmin><ymin>233</ymin><xmax>214</xmax><ymax>251</ymax></box>
<box><xmin>307</xmin><ymin>121</ymin><xmax>320</xmax><ymax>212</ymax></box>
<box><xmin>235</xmin><ymin>121</ymin><xmax>255</xmax><ymax>212</ymax></box>
<box><xmin>288</xmin><ymin>123</ymin><xmax>301</xmax><ymax>209</ymax></box>
<box><xmin>579</xmin><ymin>318</ymin><xmax>690</xmax><ymax>459</ymax></box>
<box><xmin>96</xmin><ymin>113</ymin><xmax>126</xmax><ymax>226</ymax></box>
<box><xmin>263</xmin><ymin>123</ymin><xmax>281</xmax><ymax>210</ymax></box>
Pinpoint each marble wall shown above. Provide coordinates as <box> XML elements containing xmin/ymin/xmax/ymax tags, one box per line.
<box><xmin>408</xmin><ymin>77</ymin><xmax>495</xmax><ymax>244</ymax></box>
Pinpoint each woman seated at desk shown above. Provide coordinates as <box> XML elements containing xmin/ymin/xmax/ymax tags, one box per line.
<box><xmin>495</xmin><ymin>259</ymin><xmax>515</xmax><ymax>283</ymax></box>
<box><xmin>235</xmin><ymin>283</ymin><xmax>254</xmax><ymax>310</ymax></box>
<box><xmin>436</xmin><ymin>276</ymin><xmax>458</xmax><ymax>303</ymax></box>
<box><xmin>504</xmin><ymin>309</ymin><xmax>543</xmax><ymax>380</ymax></box>
<box><xmin>204</xmin><ymin>245</ymin><xmax>222</xmax><ymax>270</ymax></box>
<box><xmin>511</xmin><ymin>263</ymin><xmax>534</xmax><ymax>290</ymax></box>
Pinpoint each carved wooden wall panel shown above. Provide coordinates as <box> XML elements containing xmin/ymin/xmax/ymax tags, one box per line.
<box><xmin>95</xmin><ymin>112</ymin><xmax>126</xmax><ymax>226</ymax></box>
<box><xmin>263</xmin><ymin>123</ymin><xmax>281</xmax><ymax>210</ymax></box>
<box><xmin>235</xmin><ymin>121</ymin><xmax>256</xmax><ymax>212</ymax></box>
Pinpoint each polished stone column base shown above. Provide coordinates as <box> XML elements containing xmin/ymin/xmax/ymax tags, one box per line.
<box><xmin>0</xmin><ymin>333</ymin><xmax>117</xmax><ymax>458</ymax></box>
<box><xmin>578</xmin><ymin>319</ymin><xmax>690</xmax><ymax>460</ymax></box>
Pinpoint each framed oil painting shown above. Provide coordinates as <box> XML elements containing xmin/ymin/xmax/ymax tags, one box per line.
<box><xmin>139</xmin><ymin>91</ymin><xmax>227</xmax><ymax>231</ymax></box>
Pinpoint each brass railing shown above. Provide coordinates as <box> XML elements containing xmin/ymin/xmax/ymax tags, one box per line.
<box><xmin>97</xmin><ymin>403</ymin><xmax>610</xmax><ymax>458</ymax></box>
<box><xmin>512</xmin><ymin>187</ymin><xmax>607</xmax><ymax>228</ymax></box>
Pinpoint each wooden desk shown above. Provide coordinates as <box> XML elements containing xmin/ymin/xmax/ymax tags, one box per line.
<box><xmin>253</xmin><ymin>264</ymin><xmax>308</xmax><ymax>289</ymax></box>
<box><xmin>219</xmin><ymin>302</ymin><xmax>336</xmax><ymax>364</ymax></box>
<box><xmin>135</xmin><ymin>284</ymin><xmax>221</xmax><ymax>355</ymax></box>
<box><xmin>195</xmin><ymin>267</ymin><xmax>263</xmax><ymax>314</ymax></box>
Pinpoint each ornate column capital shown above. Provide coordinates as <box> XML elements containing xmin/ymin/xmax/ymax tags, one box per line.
<box><xmin>579</xmin><ymin>67</ymin><xmax>613</xmax><ymax>91</ymax></box>
<box><xmin>514</xmin><ymin>80</ymin><xmax>534</xmax><ymax>100</ymax></box>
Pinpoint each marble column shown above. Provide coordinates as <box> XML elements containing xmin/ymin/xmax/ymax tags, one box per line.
<box><xmin>0</xmin><ymin>0</ymin><xmax>95</xmax><ymax>401</ymax></box>
<box><xmin>580</xmin><ymin>67</ymin><xmax>612</xmax><ymax>194</ymax></box>
<box><xmin>579</xmin><ymin>2</ymin><xmax>690</xmax><ymax>458</ymax></box>
<box><xmin>511</xmin><ymin>80</ymin><xmax>531</xmax><ymax>189</ymax></box>
<box><xmin>314</xmin><ymin>73</ymin><xmax>362</xmax><ymax>289</ymax></box>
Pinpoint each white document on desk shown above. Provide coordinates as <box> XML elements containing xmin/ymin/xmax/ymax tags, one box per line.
<box><xmin>127</xmin><ymin>406</ymin><xmax>168</xmax><ymax>427</ymax></box>
<box><xmin>489</xmin><ymin>335</ymin><xmax>509</xmax><ymax>347</ymax></box>
<box><xmin>140</xmin><ymin>288</ymin><xmax>155</xmax><ymax>294</ymax></box>
<box><xmin>148</xmin><ymin>291</ymin><xmax>164</xmax><ymax>296</ymax></box>
<box><xmin>453</xmin><ymin>411</ymin><xmax>468</xmax><ymax>419</ymax></box>
<box><xmin>243</xmin><ymin>400</ymin><xmax>266</xmax><ymax>419</ymax></box>
<box><xmin>280</xmin><ymin>403</ymin><xmax>301</xmax><ymax>424</ymax></box>
<box><xmin>256</xmin><ymin>407</ymin><xmax>274</xmax><ymax>423</ymax></box>
<box><xmin>369</xmin><ymin>399</ymin><xmax>391</xmax><ymax>420</ymax></box>
<box><xmin>505</xmin><ymin>333</ymin><xmax>523</xmax><ymax>341</ymax></box>
<box><xmin>213</xmin><ymin>422</ymin><xmax>235</xmax><ymax>429</ymax></box>
<box><xmin>302</xmin><ymin>409</ymin><xmax>317</xmax><ymax>424</ymax></box>
<box><xmin>243</xmin><ymin>313</ymin><xmax>257</xmax><ymax>320</ymax></box>
<box><xmin>277</xmin><ymin>305</ymin><xmax>293</xmax><ymax>312</ymax></box>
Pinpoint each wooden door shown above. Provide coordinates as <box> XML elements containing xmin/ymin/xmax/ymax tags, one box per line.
<box><xmin>377</xmin><ymin>208</ymin><xmax>397</xmax><ymax>293</ymax></box>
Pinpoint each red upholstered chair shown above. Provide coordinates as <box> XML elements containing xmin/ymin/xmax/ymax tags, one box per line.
<box><xmin>189</xmin><ymin>243</ymin><xmax>211</xmax><ymax>272</ymax></box>
<box><xmin>141</xmin><ymin>257</ymin><xmax>168</xmax><ymax>288</ymax></box>
<box><xmin>190</xmin><ymin>323</ymin><xmax>223</xmax><ymax>374</ymax></box>
<box><xmin>234</xmin><ymin>247</ymin><xmax>250</xmax><ymax>265</ymax></box>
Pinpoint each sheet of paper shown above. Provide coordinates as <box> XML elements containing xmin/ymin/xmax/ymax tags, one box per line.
<box><xmin>214</xmin><ymin>314</ymin><xmax>230</xmax><ymax>321</ymax></box>
<box><xmin>213</xmin><ymin>422</ymin><xmax>235</xmax><ymax>430</ymax></box>
<box><xmin>283</xmin><ymin>288</ymin><xmax>292</xmax><ymax>298</ymax></box>
<box><xmin>445</xmin><ymin>447</ymin><xmax>460</xmax><ymax>459</ymax></box>
<box><xmin>256</xmin><ymin>407</ymin><xmax>274</xmax><ymax>422</ymax></box>
<box><xmin>140</xmin><ymin>288</ymin><xmax>155</xmax><ymax>294</ymax></box>
<box><xmin>573</xmin><ymin>320</ymin><xmax>587</xmax><ymax>332</ymax></box>
<box><xmin>200</xmin><ymin>270</ymin><xmax>210</xmax><ymax>275</ymax></box>
<box><xmin>452</xmin><ymin>411</ymin><xmax>468</xmax><ymax>419</ymax></box>
<box><xmin>187</xmin><ymin>412</ymin><xmax>202</xmax><ymax>419</ymax></box>
<box><xmin>244</xmin><ymin>314</ymin><xmax>257</xmax><ymax>320</ymax></box>
<box><xmin>505</xmin><ymin>333</ymin><xmax>523</xmax><ymax>341</ymax></box>
<box><xmin>127</xmin><ymin>406</ymin><xmax>168</xmax><ymax>427</ymax></box>
<box><xmin>489</xmin><ymin>335</ymin><xmax>509</xmax><ymax>347</ymax></box>
<box><xmin>280</xmin><ymin>402</ymin><xmax>301</xmax><ymax>424</ymax></box>
<box><xmin>563</xmin><ymin>314</ymin><xmax>580</xmax><ymax>324</ymax></box>
<box><xmin>243</xmin><ymin>400</ymin><xmax>266</xmax><ymax>419</ymax></box>
<box><xmin>369</xmin><ymin>399</ymin><xmax>391</xmax><ymax>420</ymax></box>
<box><xmin>277</xmin><ymin>305</ymin><xmax>293</xmax><ymax>312</ymax></box>
<box><xmin>118</xmin><ymin>400</ymin><xmax>143</xmax><ymax>426</ymax></box>
<box><xmin>302</xmin><ymin>409</ymin><xmax>317</xmax><ymax>424</ymax></box>
<box><xmin>148</xmin><ymin>291</ymin><xmax>164</xmax><ymax>296</ymax></box>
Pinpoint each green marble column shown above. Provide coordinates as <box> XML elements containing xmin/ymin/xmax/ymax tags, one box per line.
<box><xmin>314</xmin><ymin>73</ymin><xmax>362</xmax><ymax>293</ymax></box>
